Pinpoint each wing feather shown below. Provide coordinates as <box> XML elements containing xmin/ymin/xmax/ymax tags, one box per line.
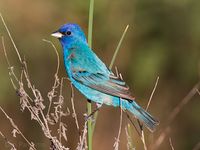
<box><xmin>72</xmin><ymin>71</ymin><xmax>135</xmax><ymax>101</ymax></box>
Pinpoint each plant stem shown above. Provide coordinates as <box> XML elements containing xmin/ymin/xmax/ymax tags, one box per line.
<box><xmin>109</xmin><ymin>25</ymin><xmax>129</xmax><ymax>70</ymax></box>
<box><xmin>87</xmin><ymin>0</ymin><xmax>94</xmax><ymax>150</ymax></box>
<box><xmin>92</xmin><ymin>25</ymin><xmax>129</xmax><ymax>133</ymax></box>
<box><xmin>88</xmin><ymin>0</ymin><xmax>94</xmax><ymax>48</ymax></box>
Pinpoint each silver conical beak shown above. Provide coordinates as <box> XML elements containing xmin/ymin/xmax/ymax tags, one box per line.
<box><xmin>51</xmin><ymin>31</ymin><xmax>63</xmax><ymax>38</ymax></box>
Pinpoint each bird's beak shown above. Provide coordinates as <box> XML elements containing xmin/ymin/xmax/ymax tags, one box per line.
<box><xmin>51</xmin><ymin>31</ymin><xmax>64</xmax><ymax>38</ymax></box>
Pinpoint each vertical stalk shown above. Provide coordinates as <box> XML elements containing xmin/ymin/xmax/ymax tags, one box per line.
<box><xmin>87</xmin><ymin>0</ymin><xmax>94</xmax><ymax>150</ymax></box>
<box><xmin>88</xmin><ymin>0</ymin><xmax>94</xmax><ymax>47</ymax></box>
<box><xmin>109</xmin><ymin>25</ymin><xmax>129</xmax><ymax>70</ymax></box>
<box><xmin>91</xmin><ymin>25</ymin><xmax>129</xmax><ymax>133</ymax></box>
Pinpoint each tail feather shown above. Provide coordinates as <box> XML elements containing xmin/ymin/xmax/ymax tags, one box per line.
<box><xmin>122</xmin><ymin>100</ymin><xmax>159</xmax><ymax>132</ymax></box>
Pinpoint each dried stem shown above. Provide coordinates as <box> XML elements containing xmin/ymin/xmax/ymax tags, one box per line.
<box><xmin>169</xmin><ymin>138</ymin><xmax>175</xmax><ymax>150</ymax></box>
<box><xmin>70</xmin><ymin>83</ymin><xmax>80</xmax><ymax>132</ymax></box>
<box><xmin>92</xmin><ymin>25</ymin><xmax>130</xmax><ymax>135</ymax></box>
<box><xmin>146</xmin><ymin>76</ymin><xmax>159</xmax><ymax>111</ymax></box>
<box><xmin>58</xmin><ymin>77</ymin><xmax>64</xmax><ymax>142</ymax></box>
<box><xmin>1</xmin><ymin>36</ymin><xmax>11</xmax><ymax>67</ymax></box>
<box><xmin>141</xmin><ymin>131</ymin><xmax>147</xmax><ymax>150</ymax></box>
<box><xmin>42</xmin><ymin>39</ymin><xmax>60</xmax><ymax>76</ymax></box>
<box><xmin>1</xmin><ymin>36</ymin><xmax>19</xmax><ymax>88</ymax></box>
<box><xmin>113</xmin><ymin>99</ymin><xmax>123</xmax><ymax>150</ymax></box>
<box><xmin>0</xmin><ymin>106</ymin><xmax>36</xmax><ymax>150</ymax></box>
<box><xmin>151</xmin><ymin>82</ymin><xmax>200</xmax><ymax>150</ymax></box>
<box><xmin>43</xmin><ymin>39</ymin><xmax>60</xmax><ymax>118</ymax></box>
<box><xmin>1</xmin><ymin>14</ymin><xmax>69</xmax><ymax>149</ymax></box>
<box><xmin>0</xmin><ymin>131</ymin><xmax>17</xmax><ymax>150</ymax></box>
<box><xmin>0</xmin><ymin>13</ymin><xmax>22</xmax><ymax>63</ymax></box>
<box><xmin>138</xmin><ymin>76</ymin><xmax>160</xmax><ymax>150</ymax></box>
<box><xmin>109</xmin><ymin>25</ymin><xmax>129</xmax><ymax>70</ymax></box>
<box><xmin>77</xmin><ymin>122</ymin><xmax>88</xmax><ymax>150</ymax></box>
<box><xmin>192</xmin><ymin>141</ymin><xmax>200</xmax><ymax>150</ymax></box>
<box><xmin>196</xmin><ymin>89</ymin><xmax>200</xmax><ymax>96</ymax></box>
<box><xmin>167</xmin><ymin>82</ymin><xmax>200</xmax><ymax>125</ymax></box>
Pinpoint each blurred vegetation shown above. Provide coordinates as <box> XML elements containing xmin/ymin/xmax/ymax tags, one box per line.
<box><xmin>0</xmin><ymin>0</ymin><xmax>200</xmax><ymax>149</ymax></box>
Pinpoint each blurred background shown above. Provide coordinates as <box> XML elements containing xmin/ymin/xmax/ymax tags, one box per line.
<box><xmin>0</xmin><ymin>0</ymin><xmax>200</xmax><ymax>149</ymax></box>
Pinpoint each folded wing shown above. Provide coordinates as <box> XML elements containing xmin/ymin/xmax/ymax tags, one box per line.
<box><xmin>72</xmin><ymin>70</ymin><xmax>135</xmax><ymax>101</ymax></box>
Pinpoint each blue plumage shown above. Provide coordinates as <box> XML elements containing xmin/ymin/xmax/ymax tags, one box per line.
<box><xmin>51</xmin><ymin>23</ymin><xmax>159</xmax><ymax>132</ymax></box>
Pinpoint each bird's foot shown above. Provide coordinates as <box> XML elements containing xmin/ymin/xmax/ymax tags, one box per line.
<box><xmin>84</xmin><ymin>105</ymin><xmax>101</xmax><ymax>122</ymax></box>
<box><xmin>84</xmin><ymin>113</ymin><xmax>95</xmax><ymax>122</ymax></box>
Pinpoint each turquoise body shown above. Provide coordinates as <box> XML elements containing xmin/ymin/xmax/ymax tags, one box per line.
<box><xmin>52</xmin><ymin>23</ymin><xmax>159</xmax><ymax>132</ymax></box>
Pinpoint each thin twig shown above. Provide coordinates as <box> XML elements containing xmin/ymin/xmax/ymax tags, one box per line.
<box><xmin>109</xmin><ymin>25</ymin><xmax>129</xmax><ymax>70</ymax></box>
<box><xmin>1</xmin><ymin>15</ymin><xmax>69</xmax><ymax>149</ymax></box>
<box><xmin>169</xmin><ymin>137</ymin><xmax>175</xmax><ymax>150</ymax></box>
<box><xmin>137</xmin><ymin>76</ymin><xmax>160</xmax><ymax>150</ymax></box>
<box><xmin>0</xmin><ymin>13</ymin><xmax>22</xmax><ymax>63</ymax></box>
<box><xmin>43</xmin><ymin>39</ymin><xmax>60</xmax><ymax>118</ymax></box>
<box><xmin>151</xmin><ymin>82</ymin><xmax>200</xmax><ymax>150</ymax></box>
<box><xmin>167</xmin><ymin>82</ymin><xmax>200</xmax><ymax>125</ymax></box>
<box><xmin>92</xmin><ymin>24</ymin><xmax>130</xmax><ymax>138</ymax></box>
<box><xmin>0</xmin><ymin>106</ymin><xmax>36</xmax><ymax>150</ymax></box>
<box><xmin>146</xmin><ymin>76</ymin><xmax>159</xmax><ymax>111</ymax></box>
<box><xmin>113</xmin><ymin>98</ymin><xmax>123</xmax><ymax>150</ymax></box>
<box><xmin>2</xmin><ymin>34</ymin><xmax>48</xmax><ymax>130</ymax></box>
<box><xmin>77</xmin><ymin>122</ymin><xmax>88</xmax><ymax>150</ymax></box>
<box><xmin>0</xmin><ymin>131</ymin><xmax>17</xmax><ymax>150</ymax></box>
<box><xmin>42</xmin><ymin>39</ymin><xmax>60</xmax><ymax>76</ymax></box>
<box><xmin>70</xmin><ymin>83</ymin><xmax>80</xmax><ymax>132</ymax></box>
<box><xmin>1</xmin><ymin>36</ymin><xmax>11</xmax><ymax>67</ymax></box>
<box><xmin>192</xmin><ymin>141</ymin><xmax>200</xmax><ymax>150</ymax></box>
<box><xmin>196</xmin><ymin>89</ymin><xmax>200</xmax><ymax>96</ymax></box>
<box><xmin>59</xmin><ymin>77</ymin><xmax>64</xmax><ymax>142</ymax></box>
<box><xmin>141</xmin><ymin>130</ymin><xmax>147</xmax><ymax>150</ymax></box>
<box><xmin>1</xmin><ymin>36</ymin><xmax>19</xmax><ymax>86</ymax></box>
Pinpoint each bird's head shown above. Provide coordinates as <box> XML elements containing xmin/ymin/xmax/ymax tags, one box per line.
<box><xmin>51</xmin><ymin>23</ymin><xmax>87</xmax><ymax>47</ymax></box>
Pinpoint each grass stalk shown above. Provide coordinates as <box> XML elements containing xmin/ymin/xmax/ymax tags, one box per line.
<box><xmin>87</xmin><ymin>0</ymin><xmax>95</xmax><ymax>149</ymax></box>
<box><xmin>91</xmin><ymin>25</ymin><xmax>129</xmax><ymax>133</ymax></box>
<box><xmin>109</xmin><ymin>25</ymin><xmax>129</xmax><ymax>69</ymax></box>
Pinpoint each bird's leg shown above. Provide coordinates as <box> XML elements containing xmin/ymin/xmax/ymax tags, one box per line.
<box><xmin>85</xmin><ymin>103</ymin><xmax>102</xmax><ymax>121</ymax></box>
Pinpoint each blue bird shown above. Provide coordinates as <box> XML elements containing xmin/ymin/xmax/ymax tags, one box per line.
<box><xmin>51</xmin><ymin>23</ymin><xmax>159</xmax><ymax>132</ymax></box>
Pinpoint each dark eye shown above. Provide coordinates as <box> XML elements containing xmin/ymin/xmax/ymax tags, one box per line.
<box><xmin>66</xmin><ymin>31</ymin><xmax>71</xmax><ymax>36</ymax></box>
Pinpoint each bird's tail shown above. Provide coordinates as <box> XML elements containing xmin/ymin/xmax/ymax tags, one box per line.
<box><xmin>122</xmin><ymin>100</ymin><xmax>159</xmax><ymax>132</ymax></box>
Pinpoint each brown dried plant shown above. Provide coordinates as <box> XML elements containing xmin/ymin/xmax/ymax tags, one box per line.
<box><xmin>0</xmin><ymin>14</ymin><xmax>89</xmax><ymax>150</ymax></box>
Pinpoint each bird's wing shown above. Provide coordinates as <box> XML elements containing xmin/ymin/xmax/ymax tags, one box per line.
<box><xmin>72</xmin><ymin>70</ymin><xmax>135</xmax><ymax>101</ymax></box>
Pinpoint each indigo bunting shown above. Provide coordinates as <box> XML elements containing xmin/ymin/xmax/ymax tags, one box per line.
<box><xmin>51</xmin><ymin>23</ymin><xmax>159</xmax><ymax>132</ymax></box>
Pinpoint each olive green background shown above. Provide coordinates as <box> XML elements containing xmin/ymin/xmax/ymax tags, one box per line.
<box><xmin>0</xmin><ymin>0</ymin><xmax>200</xmax><ymax>149</ymax></box>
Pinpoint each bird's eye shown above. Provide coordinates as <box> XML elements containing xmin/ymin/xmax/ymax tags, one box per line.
<box><xmin>66</xmin><ymin>31</ymin><xmax>71</xmax><ymax>36</ymax></box>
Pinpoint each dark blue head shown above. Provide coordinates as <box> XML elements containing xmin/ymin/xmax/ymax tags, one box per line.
<box><xmin>51</xmin><ymin>23</ymin><xmax>87</xmax><ymax>47</ymax></box>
